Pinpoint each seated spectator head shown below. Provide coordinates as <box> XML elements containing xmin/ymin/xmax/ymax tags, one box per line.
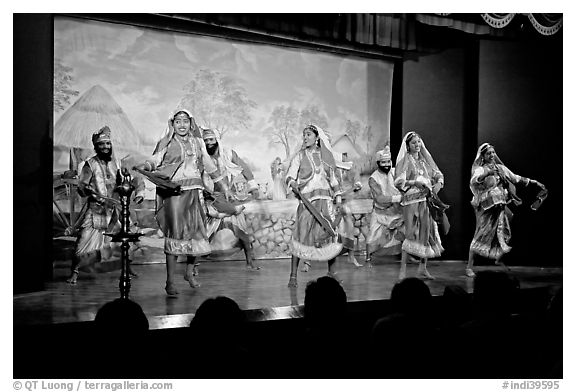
<box><xmin>304</xmin><ymin>276</ymin><xmax>347</xmax><ymax>327</ymax></box>
<box><xmin>441</xmin><ymin>284</ymin><xmax>471</xmax><ymax>326</ymax></box>
<box><xmin>190</xmin><ymin>296</ymin><xmax>245</xmax><ymax>338</ymax></box>
<box><xmin>472</xmin><ymin>271</ymin><xmax>519</xmax><ymax>316</ymax></box>
<box><xmin>390</xmin><ymin>277</ymin><xmax>431</xmax><ymax>315</ymax></box>
<box><xmin>94</xmin><ymin>298</ymin><xmax>149</xmax><ymax>334</ymax></box>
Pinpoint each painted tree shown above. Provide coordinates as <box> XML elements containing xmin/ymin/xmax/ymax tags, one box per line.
<box><xmin>298</xmin><ymin>104</ymin><xmax>329</xmax><ymax>131</ymax></box>
<box><xmin>178</xmin><ymin>69</ymin><xmax>257</xmax><ymax>138</ymax></box>
<box><xmin>53</xmin><ymin>58</ymin><xmax>79</xmax><ymax>113</ymax></box>
<box><xmin>362</xmin><ymin>124</ymin><xmax>374</xmax><ymax>154</ymax></box>
<box><xmin>267</xmin><ymin>105</ymin><xmax>300</xmax><ymax>159</ymax></box>
<box><xmin>268</xmin><ymin>103</ymin><xmax>330</xmax><ymax>161</ymax></box>
<box><xmin>345</xmin><ymin>119</ymin><xmax>363</xmax><ymax>145</ymax></box>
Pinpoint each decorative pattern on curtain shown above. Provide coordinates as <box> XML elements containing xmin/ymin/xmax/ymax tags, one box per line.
<box><xmin>527</xmin><ymin>13</ymin><xmax>563</xmax><ymax>36</ymax></box>
<box><xmin>481</xmin><ymin>13</ymin><xmax>516</xmax><ymax>29</ymax></box>
<box><xmin>159</xmin><ymin>13</ymin><xmax>560</xmax><ymax>56</ymax></box>
<box><xmin>419</xmin><ymin>13</ymin><xmax>562</xmax><ymax>36</ymax></box>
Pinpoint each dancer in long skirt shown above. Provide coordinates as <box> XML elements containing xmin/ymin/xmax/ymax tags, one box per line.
<box><xmin>285</xmin><ymin>124</ymin><xmax>343</xmax><ymax>287</ymax></box>
<box><xmin>394</xmin><ymin>131</ymin><xmax>447</xmax><ymax>280</ymax></box>
<box><xmin>466</xmin><ymin>143</ymin><xmax>545</xmax><ymax>277</ymax></box>
<box><xmin>135</xmin><ymin>110</ymin><xmax>230</xmax><ymax>296</ymax></box>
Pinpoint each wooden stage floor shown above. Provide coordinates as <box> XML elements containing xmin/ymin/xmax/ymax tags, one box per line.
<box><xmin>14</xmin><ymin>254</ymin><xmax>562</xmax><ymax>330</ymax></box>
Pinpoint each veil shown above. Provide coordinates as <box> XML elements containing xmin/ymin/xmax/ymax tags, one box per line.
<box><xmin>304</xmin><ymin>125</ymin><xmax>353</xmax><ymax>171</ymax></box>
<box><xmin>470</xmin><ymin>142</ymin><xmax>505</xmax><ymax>176</ymax></box>
<box><xmin>470</xmin><ymin>142</ymin><xmax>524</xmax><ymax>206</ymax></box>
<box><xmin>152</xmin><ymin>109</ymin><xmax>202</xmax><ymax>156</ymax></box>
<box><xmin>395</xmin><ymin>131</ymin><xmax>441</xmax><ymax>177</ymax></box>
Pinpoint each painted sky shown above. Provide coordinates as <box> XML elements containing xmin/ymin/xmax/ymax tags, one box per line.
<box><xmin>54</xmin><ymin>16</ymin><xmax>393</xmax><ymax>184</ymax></box>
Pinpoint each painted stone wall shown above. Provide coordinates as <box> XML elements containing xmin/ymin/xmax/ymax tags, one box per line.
<box><xmin>134</xmin><ymin>198</ymin><xmax>374</xmax><ymax>260</ymax></box>
<box><xmin>54</xmin><ymin>195</ymin><xmax>375</xmax><ymax>262</ymax></box>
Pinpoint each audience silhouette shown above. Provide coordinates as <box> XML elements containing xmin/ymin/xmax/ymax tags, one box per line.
<box><xmin>370</xmin><ymin>278</ymin><xmax>438</xmax><ymax>378</ymax></box>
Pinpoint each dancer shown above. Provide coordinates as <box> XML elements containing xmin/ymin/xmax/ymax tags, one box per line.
<box><xmin>67</xmin><ymin>126</ymin><xmax>145</xmax><ymax>284</ymax></box>
<box><xmin>302</xmin><ymin>151</ymin><xmax>360</xmax><ymax>272</ymax></box>
<box><xmin>466</xmin><ymin>143</ymin><xmax>545</xmax><ymax>277</ymax></box>
<box><xmin>135</xmin><ymin>110</ymin><xmax>230</xmax><ymax>296</ymax></box>
<box><xmin>202</xmin><ymin>127</ymin><xmax>261</xmax><ymax>270</ymax></box>
<box><xmin>394</xmin><ymin>131</ymin><xmax>446</xmax><ymax>280</ymax></box>
<box><xmin>285</xmin><ymin>124</ymin><xmax>343</xmax><ymax>287</ymax></box>
<box><xmin>365</xmin><ymin>146</ymin><xmax>404</xmax><ymax>266</ymax></box>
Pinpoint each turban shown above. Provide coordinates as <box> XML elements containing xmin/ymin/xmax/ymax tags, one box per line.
<box><xmin>92</xmin><ymin>126</ymin><xmax>111</xmax><ymax>145</ymax></box>
<box><xmin>202</xmin><ymin>128</ymin><xmax>217</xmax><ymax>139</ymax></box>
<box><xmin>376</xmin><ymin>145</ymin><xmax>392</xmax><ymax>162</ymax></box>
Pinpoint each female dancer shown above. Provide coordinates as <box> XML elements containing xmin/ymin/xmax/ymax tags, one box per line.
<box><xmin>135</xmin><ymin>110</ymin><xmax>230</xmax><ymax>296</ymax></box>
<box><xmin>285</xmin><ymin>124</ymin><xmax>343</xmax><ymax>287</ymax></box>
<box><xmin>466</xmin><ymin>143</ymin><xmax>545</xmax><ymax>277</ymax></box>
<box><xmin>394</xmin><ymin>131</ymin><xmax>445</xmax><ymax>280</ymax></box>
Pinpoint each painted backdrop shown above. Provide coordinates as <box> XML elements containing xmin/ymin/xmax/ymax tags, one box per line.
<box><xmin>53</xmin><ymin>16</ymin><xmax>394</xmax><ymax>261</ymax></box>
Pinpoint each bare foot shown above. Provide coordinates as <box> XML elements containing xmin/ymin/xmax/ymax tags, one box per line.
<box><xmin>128</xmin><ymin>267</ymin><xmax>139</xmax><ymax>278</ymax></box>
<box><xmin>327</xmin><ymin>272</ymin><xmax>344</xmax><ymax>284</ymax></box>
<box><xmin>247</xmin><ymin>262</ymin><xmax>262</xmax><ymax>271</ymax></box>
<box><xmin>287</xmin><ymin>276</ymin><xmax>298</xmax><ymax>288</ymax></box>
<box><xmin>66</xmin><ymin>271</ymin><xmax>78</xmax><ymax>285</ymax></box>
<box><xmin>165</xmin><ymin>282</ymin><xmax>179</xmax><ymax>297</ymax></box>
<box><xmin>417</xmin><ymin>269</ymin><xmax>435</xmax><ymax>280</ymax></box>
<box><xmin>348</xmin><ymin>256</ymin><xmax>363</xmax><ymax>268</ymax></box>
<box><xmin>184</xmin><ymin>272</ymin><xmax>201</xmax><ymax>288</ymax></box>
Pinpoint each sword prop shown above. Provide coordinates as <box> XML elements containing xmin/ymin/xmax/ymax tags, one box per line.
<box><xmin>292</xmin><ymin>187</ymin><xmax>337</xmax><ymax>237</ymax></box>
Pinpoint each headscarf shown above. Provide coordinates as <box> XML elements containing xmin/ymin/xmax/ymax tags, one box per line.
<box><xmin>470</xmin><ymin>142</ymin><xmax>505</xmax><ymax>175</ymax></box>
<box><xmin>201</xmin><ymin>127</ymin><xmax>243</xmax><ymax>180</ymax></box>
<box><xmin>395</xmin><ymin>131</ymin><xmax>441</xmax><ymax>177</ymax></box>
<box><xmin>303</xmin><ymin>124</ymin><xmax>353</xmax><ymax>171</ymax></box>
<box><xmin>470</xmin><ymin>142</ymin><xmax>524</xmax><ymax>206</ymax></box>
<box><xmin>152</xmin><ymin>109</ymin><xmax>202</xmax><ymax>156</ymax></box>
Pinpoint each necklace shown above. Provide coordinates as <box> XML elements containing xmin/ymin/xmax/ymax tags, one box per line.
<box><xmin>176</xmin><ymin>135</ymin><xmax>195</xmax><ymax>158</ymax></box>
<box><xmin>409</xmin><ymin>153</ymin><xmax>424</xmax><ymax>176</ymax></box>
<box><xmin>307</xmin><ymin>149</ymin><xmax>321</xmax><ymax>174</ymax></box>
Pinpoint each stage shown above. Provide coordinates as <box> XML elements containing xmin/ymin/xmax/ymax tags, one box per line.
<box><xmin>14</xmin><ymin>254</ymin><xmax>562</xmax><ymax>329</ymax></box>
